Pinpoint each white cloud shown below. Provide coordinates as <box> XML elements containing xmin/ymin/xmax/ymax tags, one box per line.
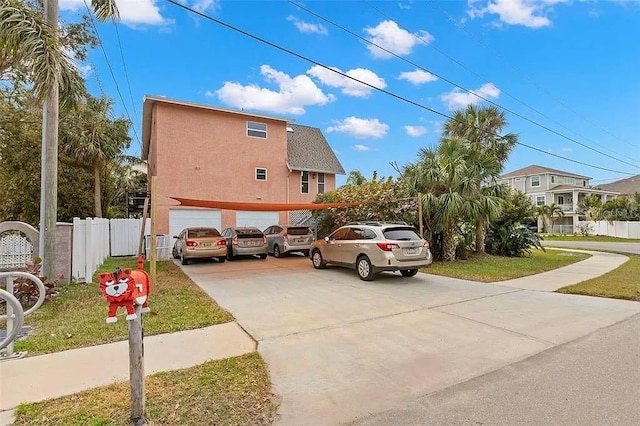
<box><xmin>440</xmin><ymin>83</ymin><xmax>501</xmax><ymax>110</ymax></box>
<box><xmin>364</xmin><ymin>20</ymin><xmax>433</xmax><ymax>59</ymax></box>
<box><xmin>191</xmin><ymin>0</ymin><xmax>218</xmax><ymax>13</ymax></box>
<box><xmin>467</xmin><ymin>0</ymin><xmax>570</xmax><ymax>28</ymax></box>
<box><xmin>398</xmin><ymin>69</ymin><xmax>438</xmax><ymax>85</ymax></box>
<box><xmin>404</xmin><ymin>125</ymin><xmax>427</xmax><ymax>137</ymax></box>
<box><xmin>212</xmin><ymin>65</ymin><xmax>334</xmax><ymax>115</ymax></box>
<box><xmin>327</xmin><ymin>117</ymin><xmax>389</xmax><ymax>139</ymax></box>
<box><xmin>354</xmin><ymin>144</ymin><xmax>373</xmax><ymax>152</ymax></box>
<box><xmin>287</xmin><ymin>16</ymin><xmax>328</xmax><ymax>35</ymax></box>
<box><xmin>307</xmin><ymin>65</ymin><xmax>386</xmax><ymax>98</ymax></box>
<box><xmin>60</xmin><ymin>0</ymin><xmax>169</xmax><ymax>26</ymax></box>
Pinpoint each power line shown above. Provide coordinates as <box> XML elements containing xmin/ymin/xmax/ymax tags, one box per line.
<box><xmin>426</xmin><ymin>0</ymin><xmax>639</xmax><ymax>153</ymax></box>
<box><xmin>164</xmin><ymin>0</ymin><xmax>636</xmax><ymax>177</ymax></box>
<box><xmin>83</xmin><ymin>0</ymin><xmax>142</xmax><ymax>156</ymax></box>
<box><xmin>360</xmin><ymin>0</ymin><xmax>639</xmax><ymax>165</ymax></box>
<box><xmin>112</xmin><ymin>19</ymin><xmax>140</xmax><ymax>138</ymax></box>
<box><xmin>292</xmin><ymin>0</ymin><xmax>639</xmax><ymax>171</ymax></box>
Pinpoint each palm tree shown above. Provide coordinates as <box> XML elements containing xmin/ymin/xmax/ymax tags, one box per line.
<box><xmin>406</xmin><ymin>139</ymin><xmax>503</xmax><ymax>261</ymax></box>
<box><xmin>536</xmin><ymin>203</ymin><xmax>564</xmax><ymax>233</ymax></box>
<box><xmin>577</xmin><ymin>194</ymin><xmax>603</xmax><ymax>221</ymax></box>
<box><xmin>442</xmin><ymin>105</ymin><xmax>517</xmax><ymax>253</ymax></box>
<box><xmin>0</xmin><ymin>0</ymin><xmax>119</xmax><ymax>107</ymax></box>
<box><xmin>62</xmin><ymin>95</ymin><xmax>131</xmax><ymax>217</ymax></box>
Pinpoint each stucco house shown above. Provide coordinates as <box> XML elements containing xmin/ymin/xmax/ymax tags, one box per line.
<box><xmin>499</xmin><ymin>165</ymin><xmax>619</xmax><ymax>232</ymax></box>
<box><xmin>141</xmin><ymin>96</ymin><xmax>345</xmax><ymax>236</ymax></box>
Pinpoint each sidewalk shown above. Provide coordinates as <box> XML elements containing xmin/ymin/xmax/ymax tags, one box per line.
<box><xmin>0</xmin><ymin>322</ymin><xmax>255</xmax><ymax>413</ymax></box>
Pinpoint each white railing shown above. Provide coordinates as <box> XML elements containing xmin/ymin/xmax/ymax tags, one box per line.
<box><xmin>557</xmin><ymin>204</ymin><xmax>574</xmax><ymax>212</ymax></box>
<box><xmin>548</xmin><ymin>224</ymin><xmax>574</xmax><ymax>234</ymax></box>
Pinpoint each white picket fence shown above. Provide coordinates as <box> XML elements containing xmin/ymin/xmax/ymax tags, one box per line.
<box><xmin>72</xmin><ymin>218</ymin><xmax>170</xmax><ymax>283</ymax></box>
<box><xmin>583</xmin><ymin>221</ymin><xmax>640</xmax><ymax>239</ymax></box>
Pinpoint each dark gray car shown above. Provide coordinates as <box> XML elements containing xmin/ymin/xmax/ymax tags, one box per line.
<box><xmin>221</xmin><ymin>227</ymin><xmax>268</xmax><ymax>260</ymax></box>
<box><xmin>264</xmin><ymin>225</ymin><xmax>314</xmax><ymax>257</ymax></box>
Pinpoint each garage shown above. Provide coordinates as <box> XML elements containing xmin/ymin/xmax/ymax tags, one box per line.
<box><xmin>236</xmin><ymin>211</ymin><xmax>279</xmax><ymax>231</ymax></box>
<box><xmin>169</xmin><ymin>208</ymin><xmax>222</xmax><ymax>237</ymax></box>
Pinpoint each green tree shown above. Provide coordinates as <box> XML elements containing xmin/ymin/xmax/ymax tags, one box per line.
<box><xmin>345</xmin><ymin>170</ymin><xmax>367</xmax><ymax>186</ymax></box>
<box><xmin>536</xmin><ymin>203</ymin><xmax>564</xmax><ymax>233</ymax></box>
<box><xmin>577</xmin><ymin>194</ymin><xmax>603</xmax><ymax>221</ymax></box>
<box><xmin>61</xmin><ymin>95</ymin><xmax>131</xmax><ymax>217</ymax></box>
<box><xmin>442</xmin><ymin>105</ymin><xmax>517</xmax><ymax>253</ymax></box>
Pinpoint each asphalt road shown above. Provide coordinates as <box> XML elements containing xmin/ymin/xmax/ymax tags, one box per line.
<box><xmin>352</xmin><ymin>313</ymin><xmax>640</xmax><ymax>426</ymax></box>
<box><xmin>542</xmin><ymin>240</ymin><xmax>640</xmax><ymax>254</ymax></box>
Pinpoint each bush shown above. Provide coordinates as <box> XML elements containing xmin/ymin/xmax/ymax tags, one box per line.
<box><xmin>485</xmin><ymin>225</ymin><xmax>544</xmax><ymax>257</ymax></box>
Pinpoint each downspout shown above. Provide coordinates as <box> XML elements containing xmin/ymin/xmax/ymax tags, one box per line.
<box><xmin>286</xmin><ymin>160</ymin><xmax>292</xmax><ymax>204</ymax></box>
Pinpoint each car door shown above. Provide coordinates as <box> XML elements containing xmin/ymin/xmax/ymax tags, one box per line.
<box><xmin>339</xmin><ymin>227</ymin><xmax>365</xmax><ymax>265</ymax></box>
<box><xmin>322</xmin><ymin>228</ymin><xmax>348</xmax><ymax>263</ymax></box>
<box><xmin>265</xmin><ymin>226</ymin><xmax>280</xmax><ymax>253</ymax></box>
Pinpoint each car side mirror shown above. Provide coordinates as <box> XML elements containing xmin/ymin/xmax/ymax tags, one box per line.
<box><xmin>173</xmin><ymin>235</ymin><xmax>178</xmax><ymax>239</ymax></box>
<box><xmin>324</xmin><ymin>236</ymin><xmax>330</xmax><ymax>242</ymax></box>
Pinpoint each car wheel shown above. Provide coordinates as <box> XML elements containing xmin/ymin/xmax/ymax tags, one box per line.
<box><xmin>259</xmin><ymin>253</ymin><xmax>267</xmax><ymax>259</ymax></box>
<box><xmin>311</xmin><ymin>249</ymin><xmax>326</xmax><ymax>269</ymax></box>
<box><xmin>273</xmin><ymin>244</ymin><xmax>282</xmax><ymax>258</ymax></box>
<box><xmin>217</xmin><ymin>256</ymin><xmax>226</xmax><ymax>263</ymax></box>
<box><xmin>172</xmin><ymin>248</ymin><xmax>179</xmax><ymax>259</ymax></box>
<box><xmin>226</xmin><ymin>248</ymin><xmax>235</xmax><ymax>261</ymax></box>
<box><xmin>356</xmin><ymin>255</ymin><xmax>374</xmax><ymax>281</ymax></box>
<box><xmin>400</xmin><ymin>269</ymin><xmax>419</xmax><ymax>277</ymax></box>
<box><xmin>180</xmin><ymin>252</ymin><xmax>189</xmax><ymax>265</ymax></box>
<box><xmin>302</xmin><ymin>250</ymin><xmax>310</xmax><ymax>257</ymax></box>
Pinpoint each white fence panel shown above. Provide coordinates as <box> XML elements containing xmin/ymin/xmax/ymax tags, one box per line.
<box><xmin>144</xmin><ymin>235</ymin><xmax>172</xmax><ymax>260</ymax></box>
<box><xmin>583</xmin><ymin>220</ymin><xmax>639</xmax><ymax>239</ymax></box>
<box><xmin>72</xmin><ymin>217</ymin><xmax>110</xmax><ymax>283</ymax></box>
<box><xmin>629</xmin><ymin>222</ymin><xmax>640</xmax><ymax>239</ymax></box>
<box><xmin>110</xmin><ymin>218</ymin><xmax>143</xmax><ymax>256</ymax></box>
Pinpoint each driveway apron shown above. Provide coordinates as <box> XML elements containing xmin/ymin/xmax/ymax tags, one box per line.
<box><xmin>180</xmin><ymin>255</ymin><xmax>640</xmax><ymax>425</ymax></box>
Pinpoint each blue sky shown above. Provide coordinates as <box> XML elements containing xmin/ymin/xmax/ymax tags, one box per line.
<box><xmin>60</xmin><ymin>0</ymin><xmax>640</xmax><ymax>186</ymax></box>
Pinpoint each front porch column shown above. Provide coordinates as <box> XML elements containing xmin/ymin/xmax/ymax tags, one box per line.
<box><xmin>572</xmin><ymin>190</ymin><xmax>579</xmax><ymax>212</ymax></box>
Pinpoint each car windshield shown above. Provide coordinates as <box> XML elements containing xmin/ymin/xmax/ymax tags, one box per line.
<box><xmin>286</xmin><ymin>227</ymin><xmax>311</xmax><ymax>235</ymax></box>
<box><xmin>382</xmin><ymin>227</ymin><xmax>421</xmax><ymax>241</ymax></box>
<box><xmin>188</xmin><ymin>228</ymin><xmax>220</xmax><ymax>238</ymax></box>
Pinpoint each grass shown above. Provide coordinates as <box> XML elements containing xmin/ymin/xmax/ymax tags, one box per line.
<box><xmin>424</xmin><ymin>249</ymin><xmax>590</xmax><ymax>282</ymax></box>
<box><xmin>13</xmin><ymin>258</ymin><xmax>233</xmax><ymax>356</ymax></box>
<box><xmin>13</xmin><ymin>352</ymin><xmax>278</xmax><ymax>426</ymax></box>
<box><xmin>542</xmin><ymin>234</ymin><xmax>640</xmax><ymax>243</ymax></box>
<box><xmin>557</xmin><ymin>254</ymin><xmax>640</xmax><ymax>301</ymax></box>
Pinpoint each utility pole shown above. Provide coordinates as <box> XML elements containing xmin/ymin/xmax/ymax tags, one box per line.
<box><xmin>40</xmin><ymin>0</ymin><xmax>59</xmax><ymax>279</ymax></box>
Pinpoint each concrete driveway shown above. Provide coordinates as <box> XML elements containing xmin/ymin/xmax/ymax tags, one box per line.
<box><xmin>542</xmin><ymin>240</ymin><xmax>640</xmax><ymax>254</ymax></box>
<box><xmin>180</xmin><ymin>254</ymin><xmax>640</xmax><ymax>425</ymax></box>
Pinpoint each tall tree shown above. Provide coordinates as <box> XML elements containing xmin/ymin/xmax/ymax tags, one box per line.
<box><xmin>61</xmin><ymin>95</ymin><xmax>131</xmax><ymax>217</ymax></box>
<box><xmin>536</xmin><ymin>203</ymin><xmax>564</xmax><ymax>233</ymax></box>
<box><xmin>442</xmin><ymin>105</ymin><xmax>517</xmax><ymax>253</ymax></box>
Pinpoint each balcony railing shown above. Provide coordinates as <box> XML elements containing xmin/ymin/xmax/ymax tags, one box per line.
<box><xmin>557</xmin><ymin>204</ymin><xmax>574</xmax><ymax>212</ymax></box>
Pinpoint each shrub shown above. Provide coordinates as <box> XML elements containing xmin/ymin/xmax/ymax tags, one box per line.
<box><xmin>485</xmin><ymin>225</ymin><xmax>544</xmax><ymax>257</ymax></box>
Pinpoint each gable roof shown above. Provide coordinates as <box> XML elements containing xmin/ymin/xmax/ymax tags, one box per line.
<box><xmin>597</xmin><ymin>175</ymin><xmax>640</xmax><ymax>195</ymax></box>
<box><xmin>286</xmin><ymin>124</ymin><xmax>345</xmax><ymax>175</ymax></box>
<box><xmin>141</xmin><ymin>95</ymin><xmax>291</xmax><ymax>160</ymax></box>
<box><xmin>500</xmin><ymin>165</ymin><xmax>591</xmax><ymax>180</ymax></box>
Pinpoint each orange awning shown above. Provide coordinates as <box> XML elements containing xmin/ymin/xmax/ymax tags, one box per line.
<box><xmin>170</xmin><ymin>197</ymin><xmax>364</xmax><ymax>211</ymax></box>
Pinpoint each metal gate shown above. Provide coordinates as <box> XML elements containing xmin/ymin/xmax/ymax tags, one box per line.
<box><xmin>0</xmin><ymin>231</ymin><xmax>33</xmax><ymax>271</ymax></box>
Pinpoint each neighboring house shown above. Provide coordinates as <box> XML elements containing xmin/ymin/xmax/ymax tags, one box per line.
<box><xmin>596</xmin><ymin>174</ymin><xmax>640</xmax><ymax>199</ymax></box>
<box><xmin>141</xmin><ymin>96</ymin><xmax>345</xmax><ymax>236</ymax></box>
<box><xmin>499</xmin><ymin>165</ymin><xmax>619</xmax><ymax>232</ymax></box>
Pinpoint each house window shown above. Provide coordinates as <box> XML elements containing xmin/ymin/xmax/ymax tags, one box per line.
<box><xmin>501</xmin><ymin>179</ymin><xmax>509</xmax><ymax>185</ymax></box>
<box><xmin>301</xmin><ymin>171</ymin><xmax>309</xmax><ymax>194</ymax></box>
<box><xmin>551</xmin><ymin>175</ymin><xmax>556</xmax><ymax>184</ymax></box>
<box><xmin>247</xmin><ymin>121</ymin><xmax>267</xmax><ymax>138</ymax></box>
<box><xmin>536</xmin><ymin>196</ymin><xmax>545</xmax><ymax>206</ymax></box>
<box><xmin>255</xmin><ymin>168</ymin><xmax>267</xmax><ymax>181</ymax></box>
<box><xmin>558</xmin><ymin>195</ymin><xmax>565</xmax><ymax>205</ymax></box>
<box><xmin>317</xmin><ymin>173</ymin><xmax>325</xmax><ymax>194</ymax></box>
<box><xmin>531</xmin><ymin>176</ymin><xmax>540</xmax><ymax>187</ymax></box>
<box><xmin>582</xmin><ymin>180</ymin><xmax>587</xmax><ymax>187</ymax></box>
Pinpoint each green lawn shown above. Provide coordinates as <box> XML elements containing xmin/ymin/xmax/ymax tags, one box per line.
<box><xmin>13</xmin><ymin>353</ymin><xmax>278</xmax><ymax>426</ymax></box>
<box><xmin>424</xmin><ymin>249</ymin><xmax>590</xmax><ymax>282</ymax></box>
<box><xmin>557</xmin><ymin>255</ymin><xmax>640</xmax><ymax>301</ymax></box>
<box><xmin>14</xmin><ymin>258</ymin><xmax>233</xmax><ymax>355</ymax></box>
<box><xmin>542</xmin><ymin>234</ymin><xmax>640</xmax><ymax>243</ymax></box>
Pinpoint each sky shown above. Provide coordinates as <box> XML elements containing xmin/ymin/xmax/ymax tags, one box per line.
<box><xmin>59</xmin><ymin>0</ymin><xmax>640</xmax><ymax>186</ymax></box>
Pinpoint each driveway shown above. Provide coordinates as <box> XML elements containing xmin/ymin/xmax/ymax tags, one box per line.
<box><xmin>180</xmin><ymin>255</ymin><xmax>640</xmax><ymax>425</ymax></box>
<box><xmin>542</xmin><ymin>240</ymin><xmax>640</xmax><ymax>254</ymax></box>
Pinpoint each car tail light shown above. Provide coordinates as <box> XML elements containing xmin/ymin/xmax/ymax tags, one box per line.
<box><xmin>263</xmin><ymin>235</ymin><xmax>267</xmax><ymax>244</ymax></box>
<box><xmin>377</xmin><ymin>242</ymin><xmax>400</xmax><ymax>251</ymax></box>
<box><xmin>283</xmin><ymin>233</ymin><xmax>288</xmax><ymax>242</ymax></box>
<box><xmin>186</xmin><ymin>240</ymin><xmax>198</xmax><ymax>247</ymax></box>
<box><xmin>423</xmin><ymin>241</ymin><xmax>430</xmax><ymax>249</ymax></box>
<box><xmin>232</xmin><ymin>235</ymin><xmax>238</xmax><ymax>245</ymax></box>
<box><xmin>217</xmin><ymin>240</ymin><xmax>226</xmax><ymax>246</ymax></box>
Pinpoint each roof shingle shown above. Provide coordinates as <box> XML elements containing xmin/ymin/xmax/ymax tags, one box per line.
<box><xmin>286</xmin><ymin>124</ymin><xmax>345</xmax><ymax>175</ymax></box>
<box><xmin>500</xmin><ymin>165</ymin><xmax>591</xmax><ymax>180</ymax></box>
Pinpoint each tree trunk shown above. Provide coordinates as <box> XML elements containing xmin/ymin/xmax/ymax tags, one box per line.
<box><xmin>94</xmin><ymin>164</ymin><xmax>102</xmax><ymax>217</ymax></box>
<box><xmin>475</xmin><ymin>218</ymin><xmax>486</xmax><ymax>253</ymax></box>
<box><xmin>442</xmin><ymin>227</ymin><xmax>456</xmax><ymax>261</ymax></box>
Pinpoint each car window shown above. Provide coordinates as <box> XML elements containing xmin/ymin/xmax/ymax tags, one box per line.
<box><xmin>329</xmin><ymin>228</ymin><xmax>349</xmax><ymax>240</ymax></box>
<box><xmin>348</xmin><ymin>228</ymin><xmax>366</xmax><ymax>240</ymax></box>
<box><xmin>188</xmin><ymin>228</ymin><xmax>221</xmax><ymax>238</ymax></box>
<box><xmin>363</xmin><ymin>229</ymin><xmax>377</xmax><ymax>240</ymax></box>
<box><xmin>383</xmin><ymin>227</ymin><xmax>421</xmax><ymax>241</ymax></box>
<box><xmin>264</xmin><ymin>227</ymin><xmax>273</xmax><ymax>234</ymax></box>
<box><xmin>286</xmin><ymin>227</ymin><xmax>311</xmax><ymax>236</ymax></box>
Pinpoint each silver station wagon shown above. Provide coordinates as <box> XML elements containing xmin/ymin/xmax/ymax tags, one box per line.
<box><xmin>310</xmin><ymin>222</ymin><xmax>432</xmax><ymax>281</ymax></box>
<box><xmin>264</xmin><ymin>225</ymin><xmax>314</xmax><ymax>257</ymax></box>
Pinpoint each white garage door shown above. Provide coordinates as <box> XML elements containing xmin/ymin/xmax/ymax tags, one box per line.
<box><xmin>236</xmin><ymin>211</ymin><xmax>279</xmax><ymax>231</ymax></box>
<box><xmin>169</xmin><ymin>208</ymin><xmax>222</xmax><ymax>237</ymax></box>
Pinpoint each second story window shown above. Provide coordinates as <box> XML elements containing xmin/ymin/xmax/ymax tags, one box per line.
<box><xmin>550</xmin><ymin>175</ymin><xmax>556</xmax><ymax>184</ymax></box>
<box><xmin>531</xmin><ymin>176</ymin><xmax>540</xmax><ymax>187</ymax></box>
<box><xmin>256</xmin><ymin>168</ymin><xmax>267</xmax><ymax>181</ymax></box>
<box><xmin>536</xmin><ymin>195</ymin><xmax>545</xmax><ymax>206</ymax></box>
<box><xmin>301</xmin><ymin>171</ymin><xmax>309</xmax><ymax>194</ymax></box>
<box><xmin>247</xmin><ymin>121</ymin><xmax>267</xmax><ymax>138</ymax></box>
<box><xmin>317</xmin><ymin>173</ymin><xmax>325</xmax><ymax>194</ymax></box>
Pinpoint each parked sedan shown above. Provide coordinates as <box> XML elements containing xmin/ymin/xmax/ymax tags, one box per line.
<box><xmin>264</xmin><ymin>225</ymin><xmax>314</xmax><ymax>257</ymax></box>
<box><xmin>172</xmin><ymin>227</ymin><xmax>227</xmax><ymax>265</ymax></box>
<box><xmin>310</xmin><ymin>221</ymin><xmax>432</xmax><ymax>281</ymax></box>
<box><xmin>221</xmin><ymin>227</ymin><xmax>268</xmax><ymax>260</ymax></box>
